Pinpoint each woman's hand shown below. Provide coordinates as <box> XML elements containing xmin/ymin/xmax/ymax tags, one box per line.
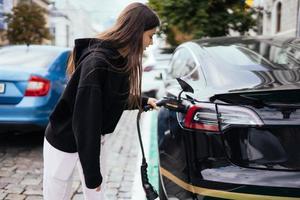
<box><xmin>95</xmin><ymin>186</ymin><xmax>101</xmax><ymax>192</ymax></box>
<box><xmin>147</xmin><ymin>97</ymin><xmax>158</xmax><ymax>110</ymax></box>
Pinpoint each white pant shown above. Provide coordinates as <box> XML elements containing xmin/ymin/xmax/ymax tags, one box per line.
<box><xmin>43</xmin><ymin>135</ymin><xmax>108</xmax><ymax>200</ymax></box>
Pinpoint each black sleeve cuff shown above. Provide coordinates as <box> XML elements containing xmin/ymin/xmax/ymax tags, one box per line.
<box><xmin>85</xmin><ymin>173</ymin><xmax>103</xmax><ymax>189</ymax></box>
<box><xmin>141</xmin><ymin>96</ymin><xmax>148</xmax><ymax>107</ymax></box>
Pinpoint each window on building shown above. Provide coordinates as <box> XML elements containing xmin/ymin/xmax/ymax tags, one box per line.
<box><xmin>0</xmin><ymin>13</ymin><xmax>4</xmax><ymax>30</ymax></box>
<box><xmin>49</xmin><ymin>26</ymin><xmax>56</xmax><ymax>36</ymax></box>
<box><xmin>49</xmin><ymin>26</ymin><xmax>56</xmax><ymax>45</ymax></box>
<box><xmin>0</xmin><ymin>0</ymin><xmax>4</xmax><ymax>30</ymax></box>
<box><xmin>66</xmin><ymin>25</ymin><xmax>69</xmax><ymax>47</ymax></box>
<box><xmin>276</xmin><ymin>2</ymin><xmax>282</xmax><ymax>33</ymax></box>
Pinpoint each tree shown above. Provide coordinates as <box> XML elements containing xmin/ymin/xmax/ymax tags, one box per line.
<box><xmin>148</xmin><ymin>0</ymin><xmax>257</xmax><ymax>46</ymax></box>
<box><xmin>4</xmin><ymin>2</ymin><xmax>51</xmax><ymax>45</ymax></box>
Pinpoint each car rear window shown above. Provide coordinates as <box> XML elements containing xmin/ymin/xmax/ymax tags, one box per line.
<box><xmin>0</xmin><ymin>46</ymin><xmax>61</xmax><ymax>69</ymax></box>
<box><xmin>204</xmin><ymin>42</ymin><xmax>300</xmax><ymax>70</ymax></box>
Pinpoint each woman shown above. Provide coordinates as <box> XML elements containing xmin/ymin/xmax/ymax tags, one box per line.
<box><xmin>43</xmin><ymin>3</ymin><xmax>160</xmax><ymax>199</ymax></box>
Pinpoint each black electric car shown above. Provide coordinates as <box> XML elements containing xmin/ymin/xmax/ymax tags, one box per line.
<box><xmin>157</xmin><ymin>36</ymin><xmax>300</xmax><ymax>199</ymax></box>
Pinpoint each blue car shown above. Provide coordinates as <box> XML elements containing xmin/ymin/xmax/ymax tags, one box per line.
<box><xmin>0</xmin><ymin>45</ymin><xmax>70</xmax><ymax>134</ymax></box>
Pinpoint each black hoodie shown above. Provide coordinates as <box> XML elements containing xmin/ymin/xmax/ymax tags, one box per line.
<box><xmin>45</xmin><ymin>38</ymin><xmax>148</xmax><ymax>189</ymax></box>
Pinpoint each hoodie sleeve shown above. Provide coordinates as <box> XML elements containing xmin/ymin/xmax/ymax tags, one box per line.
<box><xmin>124</xmin><ymin>95</ymin><xmax>149</xmax><ymax>110</ymax></box>
<box><xmin>72</xmin><ymin>56</ymin><xmax>107</xmax><ymax>189</ymax></box>
<box><xmin>141</xmin><ymin>96</ymin><xmax>149</xmax><ymax>107</ymax></box>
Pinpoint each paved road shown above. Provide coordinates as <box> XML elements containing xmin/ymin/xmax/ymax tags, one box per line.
<box><xmin>0</xmin><ymin>110</ymin><xmax>145</xmax><ymax>200</ymax></box>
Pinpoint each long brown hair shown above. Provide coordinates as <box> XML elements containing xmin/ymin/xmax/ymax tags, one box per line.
<box><xmin>66</xmin><ymin>3</ymin><xmax>160</xmax><ymax>109</ymax></box>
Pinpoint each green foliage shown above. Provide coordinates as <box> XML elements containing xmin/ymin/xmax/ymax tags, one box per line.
<box><xmin>148</xmin><ymin>0</ymin><xmax>257</xmax><ymax>46</ymax></box>
<box><xmin>4</xmin><ymin>2</ymin><xmax>51</xmax><ymax>45</ymax></box>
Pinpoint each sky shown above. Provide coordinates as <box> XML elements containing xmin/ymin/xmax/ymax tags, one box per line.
<box><xmin>54</xmin><ymin>0</ymin><xmax>263</xmax><ymax>46</ymax></box>
<box><xmin>69</xmin><ymin>0</ymin><xmax>147</xmax><ymax>31</ymax></box>
<box><xmin>60</xmin><ymin>0</ymin><xmax>263</xmax><ymax>32</ymax></box>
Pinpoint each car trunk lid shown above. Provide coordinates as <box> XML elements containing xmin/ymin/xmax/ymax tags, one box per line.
<box><xmin>213</xmin><ymin>89</ymin><xmax>300</xmax><ymax>125</ymax></box>
<box><xmin>213</xmin><ymin>89</ymin><xmax>300</xmax><ymax>171</ymax></box>
<box><xmin>0</xmin><ymin>69</ymin><xmax>32</xmax><ymax>105</ymax></box>
<box><xmin>212</xmin><ymin>88</ymin><xmax>300</xmax><ymax>105</ymax></box>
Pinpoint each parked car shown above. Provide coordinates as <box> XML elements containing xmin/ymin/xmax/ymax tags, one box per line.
<box><xmin>0</xmin><ymin>45</ymin><xmax>70</xmax><ymax>134</ymax></box>
<box><xmin>142</xmin><ymin>46</ymin><xmax>174</xmax><ymax>99</ymax></box>
<box><xmin>157</xmin><ymin>36</ymin><xmax>300</xmax><ymax>199</ymax></box>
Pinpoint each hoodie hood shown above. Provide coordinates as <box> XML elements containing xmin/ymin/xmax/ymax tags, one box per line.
<box><xmin>73</xmin><ymin>38</ymin><xmax>126</xmax><ymax>69</ymax></box>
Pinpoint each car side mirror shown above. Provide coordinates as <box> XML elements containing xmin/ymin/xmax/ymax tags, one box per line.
<box><xmin>176</xmin><ymin>78</ymin><xmax>194</xmax><ymax>93</ymax></box>
<box><xmin>176</xmin><ymin>78</ymin><xmax>194</xmax><ymax>101</ymax></box>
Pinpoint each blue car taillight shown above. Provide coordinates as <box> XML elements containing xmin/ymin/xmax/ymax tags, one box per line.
<box><xmin>184</xmin><ymin>103</ymin><xmax>219</xmax><ymax>132</ymax></box>
<box><xmin>25</xmin><ymin>75</ymin><xmax>50</xmax><ymax>96</ymax></box>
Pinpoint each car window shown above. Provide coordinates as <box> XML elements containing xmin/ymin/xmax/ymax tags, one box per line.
<box><xmin>0</xmin><ymin>46</ymin><xmax>62</xmax><ymax>69</ymax></box>
<box><xmin>170</xmin><ymin>48</ymin><xmax>197</xmax><ymax>78</ymax></box>
<box><xmin>169</xmin><ymin>50</ymin><xmax>182</xmax><ymax>76</ymax></box>
<box><xmin>186</xmin><ymin>58</ymin><xmax>199</xmax><ymax>80</ymax></box>
<box><xmin>204</xmin><ymin>43</ymin><xmax>300</xmax><ymax>71</ymax></box>
<box><xmin>50</xmin><ymin>51</ymin><xmax>70</xmax><ymax>74</ymax></box>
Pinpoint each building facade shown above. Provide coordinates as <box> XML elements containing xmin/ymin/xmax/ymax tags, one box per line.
<box><xmin>0</xmin><ymin>0</ymin><xmax>96</xmax><ymax>47</ymax></box>
<box><xmin>262</xmin><ymin>0</ymin><xmax>300</xmax><ymax>37</ymax></box>
<box><xmin>49</xmin><ymin>4</ymin><xmax>71</xmax><ymax>47</ymax></box>
<box><xmin>0</xmin><ymin>0</ymin><xmax>4</xmax><ymax>30</ymax></box>
<box><xmin>0</xmin><ymin>0</ymin><xmax>13</xmax><ymax>44</ymax></box>
<box><xmin>52</xmin><ymin>0</ymin><xmax>97</xmax><ymax>47</ymax></box>
<box><xmin>0</xmin><ymin>0</ymin><xmax>51</xmax><ymax>45</ymax></box>
<box><xmin>0</xmin><ymin>0</ymin><xmax>14</xmax><ymax>31</ymax></box>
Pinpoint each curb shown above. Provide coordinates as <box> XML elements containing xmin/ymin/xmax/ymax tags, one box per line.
<box><xmin>131</xmin><ymin>111</ymin><xmax>153</xmax><ymax>200</ymax></box>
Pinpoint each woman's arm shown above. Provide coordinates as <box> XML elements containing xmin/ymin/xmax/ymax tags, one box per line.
<box><xmin>72</xmin><ymin>86</ymin><xmax>103</xmax><ymax>189</ymax></box>
<box><xmin>72</xmin><ymin>56</ymin><xmax>107</xmax><ymax>189</ymax></box>
<box><xmin>124</xmin><ymin>96</ymin><xmax>157</xmax><ymax>110</ymax></box>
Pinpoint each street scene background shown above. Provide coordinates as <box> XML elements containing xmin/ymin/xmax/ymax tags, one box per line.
<box><xmin>1</xmin><ymin>0</ymin><xmax>300</xmax><ymax>199</ymax></box>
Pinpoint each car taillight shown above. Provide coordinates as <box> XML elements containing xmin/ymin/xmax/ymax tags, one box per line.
<box><xmin>182</xmin><ymin>103</ymin><xmax>264</xmax><ymax>132</ymax></box>
<box><xmin>25</xmin><ymin>76</ymin><xmax>50</xmax><ymax>96</ymax></box>
<box><xmin>184</xmin><ymin>103</ymin><xmax>219</xmax><ymax>132</ymax></box>
<box><xmin>143</xmin><ymin>66</ymin><xmax>154</xmax><ymax>72</ymax></box>
<box><xmin>217</xmin><ymin>105</ymin><xmax>263</xmax><ymax>130</ymax></box>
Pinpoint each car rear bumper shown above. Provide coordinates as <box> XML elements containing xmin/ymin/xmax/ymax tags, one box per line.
<box><xmin>201</xmin><ymin>165</ymin><xmax>300</xmax><ymax>188</ymax></box>
<box><xmin>0</xmin><ymin>122</ymin><xmax>46</xmax><ymax>133</ymax></box>
<box><xmin>160</xmin><ymin>166</ymin><xmax>300</xmax><ymax>199</ymax></box>
<box><xmin>0</xmin><ymin>100</ymin><xmax>52</xmax><ymax>133</ymax></box>
<box><xmin>0</xmin><ymin>113</ymin><xmax>49</xmax><ymax>132</ymax></box>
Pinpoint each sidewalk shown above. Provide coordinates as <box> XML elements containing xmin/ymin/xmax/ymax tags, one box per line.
<box><xmin>132</xmin><ymin>110</ymin><xmax>159</xmax><ymax>200</ymax></box>
<box><xmin>72</xmin><ymin>110</ymin><xmax>148</xmax><ymax>200</ymax></box>
<box><xmin>0</xmin><ymin>110</ymin><xmax>155</xmax><ymax>200</ymax></box>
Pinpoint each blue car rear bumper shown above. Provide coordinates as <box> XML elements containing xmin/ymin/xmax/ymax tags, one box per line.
<box><xmin>0</xmin><ymin>96</ymin><xmax>54</xmax><ymax>133</ymax></box>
